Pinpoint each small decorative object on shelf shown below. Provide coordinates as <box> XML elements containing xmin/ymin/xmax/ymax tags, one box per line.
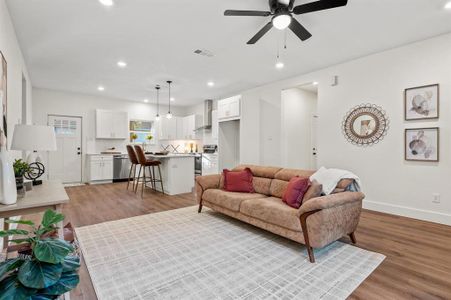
<box><xmin>0</xmin><ymin>209</ymin><xmax>80</xmax><ymax>298</ymax></box>
<box><xmin>13</xmin><ymin>159</ymin><xmax>30</xmax><ymax>198</ymax></box>
<box><xmin>342</xmin><ymin>103</ymin><xmax>389</xmax><ymax>147</ymax></box>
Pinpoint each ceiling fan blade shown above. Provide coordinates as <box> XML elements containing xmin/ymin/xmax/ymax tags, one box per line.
<box><xmin>247</xmin><ymin>22</ymin><xmax>273</xmax><ymax>44</ymax></box>
<box><xmin>293</xmin><ymin>0</ymin><xmax>348</xmax><ymax>15</ymax></box>
<box><xmin>224</xmin><ymin>10</ymin><xmax>271</xmax><ymax>17</ymax></box>
<box><xmin>288</xmin><ymin>18</ymin><xmax>312</xmax><ymax>41</ymax></box>
<box><xmin>288</xmin><ymin>0</ymin><xmax>296</xmax><ymax>10</ymax></box>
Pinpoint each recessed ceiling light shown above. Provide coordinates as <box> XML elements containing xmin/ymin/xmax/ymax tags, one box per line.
<box><xmin>170</xmin><ymin>97</ymin><xmax>175</xmax><ymax>102</ymax></box>
<box><xmin>445</xmin><ymin>1</ymin><xmax>451</xmax><ymax>9</ymax></box>
<box><xmin>275</xmin><ymin>61</ymin><xmax>284</xmax><ymax>69</ymax></box>
<box><xmin>117</xmin><ymin>61</ymin><xmax>127</xmax><ymax>68</ymax></box>
<box><xmin>207</xmin><ymin>81</ymin><xmax>215</xmax><ymax>87</ymax></box>
<box><xmin>313</xmin><ymin>81</ymin><xmax>319</xmax><ymax>86</ymax></box>
<box><xmin>97</xmin><ymin>86</ymin><xmax>105</xmax><ymax>91</ymax></box>
<box><xmin>143</xmin><ymin>99</ymin><xmax>149</xmax><ymax>103</ymax></box>
<box><xmin>99</xmin><ymin>0</ymin><xmax>114</xmax><ymax>6</ymax></box>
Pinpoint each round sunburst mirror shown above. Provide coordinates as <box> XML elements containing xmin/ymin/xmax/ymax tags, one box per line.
<box><xmin>342</xmin><ymin>104</ymin><xmax>389</xmax><ymax>146</ymax></box>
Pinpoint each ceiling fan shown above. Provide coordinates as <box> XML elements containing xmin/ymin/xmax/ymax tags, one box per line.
<box><xmin>224</xmin><ymin>0</ymin><xmax>348</xmax><ymax>44</ymax></box>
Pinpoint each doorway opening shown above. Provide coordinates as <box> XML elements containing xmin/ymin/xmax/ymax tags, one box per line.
<box><xmin>281</xmin><ymin>82</ymin><xmax>318</xmax><ymax>169</ymax></box>
<box><xmin>47</xmin><ymin>115</ymin><xmax>83</xmax><ymax>183</ymax></box>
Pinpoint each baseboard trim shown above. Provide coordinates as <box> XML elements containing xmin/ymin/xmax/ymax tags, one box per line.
<box><xmin>363</xmin><ymin>200</ymin><xmax>451</xmax><ymax>226</ymax></box>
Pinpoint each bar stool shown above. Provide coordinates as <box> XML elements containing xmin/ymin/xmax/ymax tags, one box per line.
<box><xmin>126</xmin><ymin>145</ymin><xmax>139</xmax><ymax>190</ymax></box>
<box><xmin>134</xmin><ymin>145</ymin><xmax>165</xmax><ymax>196</ymax></box>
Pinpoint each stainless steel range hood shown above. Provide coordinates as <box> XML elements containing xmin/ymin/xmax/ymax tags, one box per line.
<box><xmin>195</xmin><ymin>99</ymin><xmax>213</xmax><ymax>131</ymax></box>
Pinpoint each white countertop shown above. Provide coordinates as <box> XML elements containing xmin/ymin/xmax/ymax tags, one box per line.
<box><xmin>146</xmin><ymin>154</ymin><xmax>196</xmax><ymax>159</ymax></box>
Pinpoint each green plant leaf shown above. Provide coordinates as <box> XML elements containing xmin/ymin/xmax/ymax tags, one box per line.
<box><xmin>0</xmin><ymin>275</ymin><xmax>37</xmax><ymax>300</ymax></box>
<box><xmin>41</xmin><ymin>210</ymin><xmax>64</xmax><ymax>228</ymax></box>
<box><xmin>33</xmin><ymin>239</ymin><xmax>73</xmax><ymax>264</ymax></box>
<box><xmin>61</xmin><ymin>256</ymin><xmax>80</xmax><ymax>273</ymax></box>
<box><xmin>0</xmin><ymin>258</ymin><xmax>24</xmax><ymax>279</ymax></box>
<box><xmin>40</xmin><ymin>271</ymin><xmax>79</xmax><ymax>296</ymax></box>
<box><xmin>9</xmin><ymin>239</ymin><xmax>32</xmax><ymax>244</ymax></box>
<box><xmin>0</xmin><ymin>229</ymin><xmax>29</xmax><ymax>238</ymax></box>
<box><xmin>18</xmin><ymin>260</ymin><xmax>62</xmax><ymax>289</ymax></box>
<box><xmin>5</xmin><ymin>219</ymin><xmax>35</xmax><ymax>226</ymax></box>
<box><xmin>30</xmin><ymin>296</ymin><xmax>54</xmax><ymax>300</ymax></box>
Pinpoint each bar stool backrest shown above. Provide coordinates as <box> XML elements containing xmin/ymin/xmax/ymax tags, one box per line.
<box><xmin>134</xmin><ymin>145</ymin><xmax>147</xmax><ymax>165</ymax></box>
<box><xmin>126</xmin><ymin>145</ymin><xmax>139</xmax><ymax>165</ymax></box>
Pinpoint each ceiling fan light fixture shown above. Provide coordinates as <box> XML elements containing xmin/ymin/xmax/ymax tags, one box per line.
<box><xmin>272</xmin><ymin>14</ymin><xmax>292</xmax><ymax>30</ymax></box>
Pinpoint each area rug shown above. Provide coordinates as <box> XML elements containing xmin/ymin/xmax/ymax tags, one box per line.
<box><xmin>75</xmin><ymin>207</ymin><xmax>385</xmax><ymax>300</ymax></box>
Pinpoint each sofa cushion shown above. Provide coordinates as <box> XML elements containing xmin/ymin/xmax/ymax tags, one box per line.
<box><xmin>223</xmin><ymin>168</ymin><xmax>255</xmax><ymax>193</ymax></box>
<box><xmin>274</xmin><ymin>168</ymin><xmax>315</xmax><ymax>181</ymax></box>
<box><xmin>269</xmin><ymin>179</ymin><xmax>289</xmax><ymax>198</ymax></box>
<box><xmin>252</xmin><ymin>177</ymin><xmax>272</xmax><ymax>195</ymax></box>
<box><xmin>233</xmin><ymin>165</ymin><xmax>282</xmax><ymax>179</ymax></box>
<box><xmin>240</xmin><ymin>197</ymin><xmax>302</xmax><ymax>232</ymax></box>
<box><xmin>282</xmin><ymin>177</ymin><xmax>310</xmax><ymax>209</ymax></box>
<box><xmin>202</xmin><ymin>189</ymin><xmax>266</xmax><ymax>212</ymax></box>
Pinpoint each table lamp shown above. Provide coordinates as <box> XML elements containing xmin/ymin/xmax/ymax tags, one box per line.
<box><xmin>11</xmin><ymin>124</ymin><xmax>57</xmax><ymax>185</ymax></box>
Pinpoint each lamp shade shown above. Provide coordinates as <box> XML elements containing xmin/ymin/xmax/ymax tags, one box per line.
<box><xmin>11</xmin><ymin>125</ymin><xmax>57</xmax><ymax>151</ymax></box>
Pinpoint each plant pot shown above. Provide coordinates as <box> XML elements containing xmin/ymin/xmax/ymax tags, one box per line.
<box><xmin>15</xmin><ymin>175</ymin><xmax>26</xmax><ymax>198</ymax></box>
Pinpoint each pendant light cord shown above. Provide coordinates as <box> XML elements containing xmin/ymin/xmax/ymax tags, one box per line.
<box><xmin>167</xmin><ymin>80</ymin><xmax>172</xmax><ymax>114</ymax></box>
<box><xmin>156</xmin><ymin>85</ymin><xmax>160</xmax><ymax>116</ymax></box>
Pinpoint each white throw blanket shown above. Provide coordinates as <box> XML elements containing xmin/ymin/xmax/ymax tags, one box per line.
<box><xmin>310</xmin><ymin>167</ymin><xmax>362</xmax><ymax>195</ymax></box>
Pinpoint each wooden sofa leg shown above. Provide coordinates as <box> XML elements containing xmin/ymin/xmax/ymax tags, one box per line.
<box><xmin>198</xmin><ymin>203</ymin><xmax>203</xmax><ymax>213</ymax></box>
<box><xmin>300</xmin><ymin>209</ymin><xmax>321</xmax><ymax>264</ymax></box>
<box><xmin>349</xmin><ymin>232</ymin><xmax>357</xmax><ymax>244</ymax></box>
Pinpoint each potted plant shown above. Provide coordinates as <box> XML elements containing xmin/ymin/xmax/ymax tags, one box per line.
<box><xmin>13</xmin><ymin>159</ymin><xmax>30</xmax><ymax>198</ymax></box>
<box><xmin>130</xmin><ymin>133</ymin><xmax>138</xmax><ymax>143</ymax></box>
<box><xmin>0</xmin><ymin>209</ymin><xmax>80</xmax><ymax>299</ymax></box>
<box><xmin>143</xmin><ymin>134</ymin><xmax>153</xmax><ymax>152</ymax></box>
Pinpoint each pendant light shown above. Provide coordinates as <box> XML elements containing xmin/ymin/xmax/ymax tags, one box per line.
<box><xmin>155</xmin><ymin>85</ymin><xmax>161</xmax><ymax>121</ymax></box>
<box><xmin>166</xmin><ymin>80</ymin><xmax>173</xmax><ymax>119</ymax></box>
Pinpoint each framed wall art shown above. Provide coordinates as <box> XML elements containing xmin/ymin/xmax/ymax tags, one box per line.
<box><xmin>405</xmin><ymin>127</ymin><xmax>439</xmax><ymax>162</ymax></box>
<box><xmin>404</xmin><ymin>84</ymin><xmax>439</xmax><ymax>121</ymax></box>
<box><xmin>0</xmin><ymin>51</ymin><xmax>6</xmax><ymax>141</ymax></box>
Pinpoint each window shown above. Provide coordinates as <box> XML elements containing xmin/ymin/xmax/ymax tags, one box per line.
<box><xmin>129</xmin><ymin>120</ymin><xmax>155</xmax><ymax>144</ymax></box>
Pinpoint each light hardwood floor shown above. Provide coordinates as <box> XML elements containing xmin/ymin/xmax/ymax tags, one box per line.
<box><xmin>22</xmin><ymin>183</ymin><xmax>451</xmax><ymax>299</ymax></box>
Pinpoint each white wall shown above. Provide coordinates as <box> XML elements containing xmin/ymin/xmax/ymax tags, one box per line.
<box><xmin>236</xmin><ymin>33</ymin><xmax>451</xmax><ymax>225</ymax></box>
<box><xmin>0</xmin><ymin>0</ymin><xmax>32</xmax><ymax>153</ymax></box>
<box><xmin>281</xmin><ymin>88</ymin><xmax>317</xmax><ymax>169</ymax></box>
<box><xmin>32</xmin><ymin>88</ymin><xmax>187</xmax><ymax>180</ymax></box>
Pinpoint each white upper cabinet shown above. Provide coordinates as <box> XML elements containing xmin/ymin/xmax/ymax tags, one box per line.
<box><xmin>157</xmin><ymin>115</ymin><xmax>201</xmax><ymax>140</ymax></box>
<box><xmin>218</xmin><ymin>95</ymin><xmax>241</xmax><ymax>121</ymax></box>
<box><xmin>182</xmin><ymin>115</ymin><xmax>201</xmax><ymax>140</ymax></box>
<box><xmin>159</xmin><ymin>117</ymin><xmax>178</xmax><ymax>140</ymax></box>
<box><xmin>96</xmin><ymin>109</ymin><xmax>128</xmax><ymax>139</ymax></box>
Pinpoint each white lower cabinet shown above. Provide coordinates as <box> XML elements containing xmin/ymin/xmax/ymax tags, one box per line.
<box><xmin>87</xmin><ymin>155</ymin><xmax>113</xmax><ymax>182</ymax></box>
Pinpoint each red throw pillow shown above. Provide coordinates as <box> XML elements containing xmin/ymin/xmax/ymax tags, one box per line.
<box><xmin>282</xmin><ymin>177</ymin><xmax>310</xmax><ymax>208</ymax></box>
<box><xmin>223</xmin><ymin>168</ymin><xmax>255</xmax><ymax>193</ymax></box>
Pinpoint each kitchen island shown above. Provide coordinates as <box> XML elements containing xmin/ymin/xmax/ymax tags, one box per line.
<box><xmin>145</xmin><ymin>154</ymin><xmax>195</xmax><ymax>195</ymax></box>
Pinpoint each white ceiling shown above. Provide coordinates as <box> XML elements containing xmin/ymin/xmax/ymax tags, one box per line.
<box><xmin>6</xmin><ymin>0</ymin><xmax>451</xmax><ymax>106</ymax></box>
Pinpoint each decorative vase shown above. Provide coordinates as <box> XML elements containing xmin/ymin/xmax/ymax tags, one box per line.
<box><xmin>15</xmin><ymin>175</ymin><xmax>26</xmax><ymax>198</ymax></box>
<box><xmin>0</xmin><ymin>145</ymin><xmax>18</xmax><ymax>205</ymax></box>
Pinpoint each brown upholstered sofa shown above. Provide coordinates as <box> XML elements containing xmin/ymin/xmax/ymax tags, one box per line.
<box><xmin>196</xmin><ymin>165</ymin><xmax>365</xmax><ymax>263</ymax></box>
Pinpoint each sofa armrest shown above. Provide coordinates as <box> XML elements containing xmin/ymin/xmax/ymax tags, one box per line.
<box><xmin>195</xmin><ymin>174</ymin><xmax>221</xmax><ymax>204</ymax></box>
<box><xmin>298</xmin><ymin>192</ymin><xmax>365</xmax><ymax>217</ymax></box>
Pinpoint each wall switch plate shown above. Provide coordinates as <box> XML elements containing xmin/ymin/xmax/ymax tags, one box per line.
<box><xmin>432</xmin><ymin>193</ymin><xmax>441</xmax><ymax>204</ymax></box>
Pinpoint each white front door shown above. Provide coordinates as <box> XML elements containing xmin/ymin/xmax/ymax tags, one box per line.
<box><xmin>310</xmin><ymin>114</ymin><xmax>319</xmax><ymax>169</ymax></box>
<box><xmin>47</xmin><ymin>115</ymin><xmax>82</xmax><ymax>183</ymax></box>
